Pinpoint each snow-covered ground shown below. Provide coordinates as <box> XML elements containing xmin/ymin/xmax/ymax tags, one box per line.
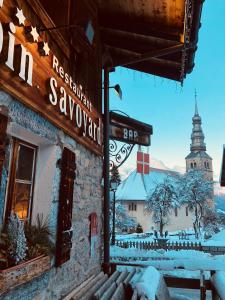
<box><xmin>116</xmin><ymin>230</ymin><xmax>200</xmax><ymax>243</ymax></box>
<box><xmin>111</xmin><ymin>245</ymin><xmax>225</xmax><ymax>272</ymax></box>
<box><xmin>112</xmin><ymin>230</ymin><xmax>225</xmax><ymax>299</ymax></box>
<box><xmin>116</xmin><ymin>228</ymin><xmax>225</xmax><ymax>246</ymax></box>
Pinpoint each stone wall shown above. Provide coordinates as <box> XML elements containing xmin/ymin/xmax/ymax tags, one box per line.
<box><xmin>0</xmin><ymin>90</ymin><xmax>103</xmax><ymax>299</ymax></box>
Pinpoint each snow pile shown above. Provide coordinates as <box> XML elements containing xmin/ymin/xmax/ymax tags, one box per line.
<box><xmin>203</xmin><ymin>229</ymin><xmax>225</xmax><ymax>246</ymax></box>
<box><xmin>211</xmin><ymin>271</ymin><xmax>225</xmax><ymax>300</ymax></box>
<box><xmin>135</xmin><ymin>266</ymin><xmax>160</xmax><ymax>299</ymax></box>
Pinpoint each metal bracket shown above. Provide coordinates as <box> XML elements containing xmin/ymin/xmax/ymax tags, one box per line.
<box><xmin>109</xmin><ymin>139</ymin><xmax>135</xmax><ymax>170</ymax></box>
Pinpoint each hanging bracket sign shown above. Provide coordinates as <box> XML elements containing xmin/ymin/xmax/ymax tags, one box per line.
<box><xmin>109</xmin><ymin>112</ymin><xmax>153</xmax><ymax>146</ymax></box>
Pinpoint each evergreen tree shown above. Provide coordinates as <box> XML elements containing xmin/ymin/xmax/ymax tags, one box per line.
<box><xmin>7</xmin><ymin>212</ymin><xmax>27</xmax><ymax>264</ymax></box>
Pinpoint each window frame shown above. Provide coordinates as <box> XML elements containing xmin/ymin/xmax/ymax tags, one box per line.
<box><xmin>5</xmin><ymin>138</ymin><xmax>37</xmax><ymax>223</ymax></box>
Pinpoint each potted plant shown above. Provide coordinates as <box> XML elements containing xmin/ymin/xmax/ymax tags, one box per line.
<box><xmin>0</xmin><ymin>213</ymin><xmax>53</xmax><ymax>294</ymax></box>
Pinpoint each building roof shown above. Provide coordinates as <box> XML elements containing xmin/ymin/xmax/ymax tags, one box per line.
<box><xmin>185</xmin><ymin>151</ymin><xmax>212</xmax><ymax>160</ymax></box>
<box><xmin>98</xmin><ymin>0</ymin><xmax>204</xmax><ymax>82</ymax></box>
<box><xmin>116</xmin><ymin>168</ymin><xmax>178</xmax><ymax>201</ymax></box>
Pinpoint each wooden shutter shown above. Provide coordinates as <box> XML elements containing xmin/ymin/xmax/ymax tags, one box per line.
<box><xmin>56</xmin><ymin>147</ymin><xmax>76</xmax><ymax>267</ymax></box>
<box><xmin>0</xmin><ymin>113</ymin><xmax>8</xmax><ymax>188</ymax></box>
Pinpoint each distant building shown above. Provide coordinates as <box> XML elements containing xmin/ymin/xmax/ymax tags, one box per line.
<box><xmin>116</xmin><ymin>100</ymin><xmax>213</xmax><ymax>233</ymax></box>
<box><xmin>116</xmin><ymin>168</ymin><xmax>192</xmax><ymax>232</ymax></box>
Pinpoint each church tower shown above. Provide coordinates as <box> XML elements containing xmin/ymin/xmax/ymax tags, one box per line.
<box><xmin>185</xmin><ymin>95</ymin><xmax>213</xmax><ymax>181</ymax></box>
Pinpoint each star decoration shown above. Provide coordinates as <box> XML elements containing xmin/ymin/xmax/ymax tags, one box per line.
<box><xmin>38</xmin><ymin>41</ymin><xmax>50</xmax><ymax>56</ymax></box>
<box><xmin>15</xmin><ymin>7</ymin><xmax>26</xmax><ymax>26</ymax></box>
<box><xmin>30</xmin><ymin>26</ymin><xmax>39</xmax><ymax>42</ymax></box>
<box><xmin>43</xmin><ymin>42</ymin><xmax>50</xmax><ymax>56</ymax></box>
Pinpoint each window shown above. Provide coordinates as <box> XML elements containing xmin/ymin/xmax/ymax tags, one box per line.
<box><xmin>175</xmin><ymin>207</ymin><xmax>178</xmax><ymax>217</ymax></box>
<box><xmin>194</xmin><ymin>162</ymin><xmax>197</xmax><ymax>168</ymax></box>
<box><xmin>185</xmin><ymin>206</ymin><xmax>189</xmax><ymax>217</ymax></box>
<box><xmin>207</xmin><ymin>162</ymin><xmax>209</xmax><ymax>169</ymax></box>
<box><xmin>190</xmin><ymin>163</ymin><xmax>193</xmax><ymax>169</ymax></box>
<box><xmin>129</xmin><ymin>202</ymin><xmax>137</xmax><ymax>211</ymax></box>
<box><xmin>6</xmin><ymin>139</ymin><xmax>37</xmax><ymax>221</ymax></box>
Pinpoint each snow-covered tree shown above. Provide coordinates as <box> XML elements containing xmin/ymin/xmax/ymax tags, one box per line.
<box><xmin>178</xmin><ymin>170</ymin><xmax>213</xmax><ymax>239</ymax></box>
<box><xmin>146</xmin><ymin>177</ymin><xmax>179</xmax><ymax>237</ymax></box>
<box><xmin>203</xmin><ymin>207</ymin><xmax>219</xmax><ymax>238</ymax></box>
<box><xmin>115</xmin><ymin>202</ymin><xmax>137</xmax><ymax>232</ymax></box>
<box><xmin>7</xmin><ymin>212</ymin><xmax>27</xmax><ymax>264</ymax></box>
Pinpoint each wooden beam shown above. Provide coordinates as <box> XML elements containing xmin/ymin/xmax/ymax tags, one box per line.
<box><xmin>99</xmin><ymin>16</ymin><xmax>181</xmax><ymax>42</ymax></box>
<box><xmin>164</xmin><ymin>276</ymin><xmax>212</xmax><ymax>291</ymax></box>
<box><xmin>116</xmin><ymin>44</ymin><xmax>184</xmax><ymax>67</ymax></box>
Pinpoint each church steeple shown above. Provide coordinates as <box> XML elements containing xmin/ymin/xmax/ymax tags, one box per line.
<box><xmin>190</xmin><ymin>93</ymin><xmax>206</xmax><ymax>152</ymax></box>
<box><xmin>185</xmin><ymin>92</ymin><xmax>213</xmax><ymax>181</ymax></box>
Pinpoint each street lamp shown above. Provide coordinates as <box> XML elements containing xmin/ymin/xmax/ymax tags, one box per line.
<box><xmin>110</xmin><ymin>179</ymin><xmax>119</xmax><ymax>245</ymax></box>
<box><xmin>108</xmin><ymin>84</ymin><xmax>122</xmax><ymax>100</ymax></box>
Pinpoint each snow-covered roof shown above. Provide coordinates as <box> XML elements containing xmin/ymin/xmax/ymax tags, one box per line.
<box><xmin>116</xmin><ymin>168</ymin><xmax>178</xmax><ymax>201</ymax></box>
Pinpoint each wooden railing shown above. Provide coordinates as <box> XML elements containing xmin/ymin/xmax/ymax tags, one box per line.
<box><xmin>111</xmin><ymin>262</ymin><xmax>225</xmax><ymax>300</ymax></box>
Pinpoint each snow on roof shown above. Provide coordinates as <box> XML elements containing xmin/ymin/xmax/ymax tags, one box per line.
<box><xmin>116</xmin><ymin>168</ymin><xmax>178</xmax><ymax>201</ymax></box>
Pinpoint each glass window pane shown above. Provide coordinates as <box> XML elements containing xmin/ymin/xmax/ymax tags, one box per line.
<box><xmin>16</xmin><ymin>144</ymin><xmax>35</xmax><ymax>181</ymax></box>
<box><xmin>12</xmin><ymin>183</ymin><xmax>31</xmax><ymax>220</ymax></box>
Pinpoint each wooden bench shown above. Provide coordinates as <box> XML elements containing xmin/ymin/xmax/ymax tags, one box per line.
<box><xmin>63</xmin><ymin>269</ymin><xmax>136</xmax><ymax>300</ymax></box>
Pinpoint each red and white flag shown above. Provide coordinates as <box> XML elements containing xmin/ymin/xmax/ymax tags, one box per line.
<box><xmin>137</xmin><ymin>151</ymin><xmax>150</xmax><ymax>174</ymax></box>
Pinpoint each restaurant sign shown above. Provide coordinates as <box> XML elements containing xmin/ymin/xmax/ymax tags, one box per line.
<box><xmin>110</xmin><ymin>112</ymin><xmax>153</xmax><ymax>146</ymax></box>
<box><xmin>0</xmin><ymin>1</ymin><xmax>102</xmax><ymax>155</ymax></box>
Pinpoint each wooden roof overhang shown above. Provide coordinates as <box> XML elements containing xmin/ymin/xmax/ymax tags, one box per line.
<box><xmin>98</xmin><ymin>0</ymin><xmax>204</xmax><ymax>83</ymax></box>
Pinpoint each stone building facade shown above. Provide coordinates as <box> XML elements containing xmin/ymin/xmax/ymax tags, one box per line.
<box><xmin>0</xmin><ymin>0</ymin><xmax>103</xmax><ymax>299</ymax></box>
<box><xmin>0</xmin><ymin>92</ymin><xmax>103</xmax><ymax>299</ymax></box>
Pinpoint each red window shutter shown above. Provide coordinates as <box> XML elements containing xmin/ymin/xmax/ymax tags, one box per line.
<box><xmin>56</xmin><ymin>148</ymin><xmax>76</xmax><ymax>267</ymax></box>
<box><xmin>0</xmin><ymin>113</ymin><xmax>8</xmax><ymax>187</ymax></box>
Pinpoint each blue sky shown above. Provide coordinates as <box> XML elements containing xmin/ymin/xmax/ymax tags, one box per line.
<box><xmin>109</xmin><ymin>0</ymin><xmax>225</xmax><ymax>179</ymax></box>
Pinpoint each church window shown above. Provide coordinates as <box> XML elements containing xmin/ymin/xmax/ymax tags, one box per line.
<box><xmin>185</xmin><ymin>206</ymin><xmax>189</xmax><ymax>216</ymax></box>
<box><xmin>174</xmin><ymin>207</ymin><xmax>178</xmax><ymax>217</ymax></box>
<box><xmin>194</xmin><ymin>162</ymin><xmax>197</xmax><ymax>168</ymax></box>
<box><xmin>207</xmin><ymin>162</ymin><xmax>209</xmax><ymax>169</ymax></box>
<box><xmin>190</xmin><ymin>163</ymin><xmax>193</xmax><ymax>169</ymax></box>
<box><xmin>204</xmin><ymin>162</ymin><xmax>207</xmax><ymax>168</ymax></box>
<box><xmin>129</xmin><ymin>202</ymin><xmax>137</xmax><ymax>211</ymax></box>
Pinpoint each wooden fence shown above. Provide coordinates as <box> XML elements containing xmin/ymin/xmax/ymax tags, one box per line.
<box><xmin>115</xmin><ymin>240</ymin><xmax>202</xmax><ymax>251</ymax></box>
<box><xmin>115</xmin><ymin>240</ymin><xmax>225</xmax><ymax>255</ymax></box>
